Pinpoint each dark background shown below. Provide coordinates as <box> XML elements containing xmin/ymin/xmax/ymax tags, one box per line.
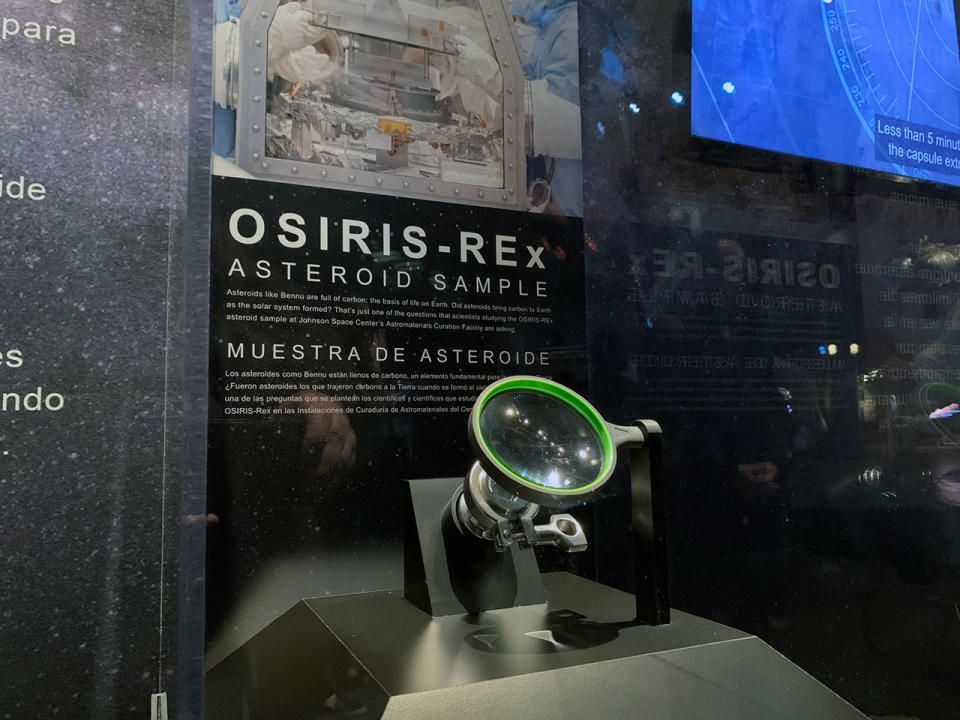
<box><xmin>6</xmin><ymin>0</ymin><xmax>960</xmax><ymax>718</ymax></box>
<box><xmin>0</xmin><ymin>1</ymin><xmax>209</xmax><ymax>718</ymax></box>
<box><xmin>204</xmin><ymin>1</ymin><xmax>960</xmax><ymax>717</ymax></box>
<box><xmin>580</xmin><ymin>0</ymin><xmax>960</xmax><ymax>717</ymax></box>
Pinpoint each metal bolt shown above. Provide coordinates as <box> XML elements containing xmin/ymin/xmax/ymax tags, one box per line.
<box><xmin>291</xmin><ymin>166</ymin><xmax>298</xmax><ymax>173</ymax></box>
<box><xmin>454</xmin><ymin>188</ymin><xmax>460</xmax><ymax>195</ymax></box>
<box><xmin>252</xmin><ymin>153</ymin><xmax>260</xmax><ymax>159</ymax></box>
<box><xmin>253</xmin><ymin>95</ymin><xmax>262</xmax><ymax>103</ymax></box>
<box><xmin>252</xmin><ymin>124</ymin><xmax>260</xmax><ymax>132</ymax></box>
<box><xmin>321</xmin><ymin>170</ymin><xmax>327</xmax><ymax>177</ymax></box>
<box><xmin>348</xmin><ymin>174</ymin><xmax>356</xmax><ymax>181</ymax></box>
<box><xmin>261</xmin><ymin>162</ymin><xmax>268</xmax><ymax>169</ymax></box>
<box><xmin>429</xmin><ymin>184</ymin><xmax>435</xmax><ymax>192</ymax></box>
<box><xmin>375</xmin><ymin>178</ymin><xmax>383</xmax><ymax>185</ymax></box>
<box><xmin>254</xmin><ymin>67</ymin><xmax>261</xmax><ymax>74</ymax></box>
<box><xmin>255</xmin><ymin>39</ymin><xmax>262</xmax><ymax>47</ymax></box>
<box><xmin>478</xmin><ymin>191</ymin><xmax>485</xmax><ymax>199</ymax></box>
<box><xmin>403</xmin><ymin>181</ymin><xmax>410</xmax><ymax>188</ymax></box>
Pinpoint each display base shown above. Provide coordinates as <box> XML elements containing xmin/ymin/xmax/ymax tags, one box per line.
<box><xmin>205</xmin><ymin>573</ymin><xmax>868</xmax><ymax>720</ymax></box>
<box><xmin>404</xmin><ymin>475</ymin><xmax>547</xmax><ymax>616</ymax></box>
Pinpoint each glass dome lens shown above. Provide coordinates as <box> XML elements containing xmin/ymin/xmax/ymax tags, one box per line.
<box><xmin>477</xmin><ymin>389</ymin><xmax>605</xmax><ymax>491</ymax></box>
<box><xmin>480</xmin><ymin>469</ymin><xmax>530</xmax><ymax>515</ymax></box>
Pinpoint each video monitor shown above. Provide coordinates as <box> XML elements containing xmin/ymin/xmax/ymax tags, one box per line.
<box><xmin>692</xmin><ymin>0</ymin><xmax>960</xmax><ymax>186</ymax></box>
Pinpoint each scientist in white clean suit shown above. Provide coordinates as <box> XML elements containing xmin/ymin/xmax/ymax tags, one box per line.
<box><xmin>512</xmin><ymin>0</ymin><xmax>583</xmax><ymax>216</ymax></box>
<box><xmin>266</xmin><ymin>1</ymin><xmax>343</xmax><ymax>85</ymax></box>
<box><xmin>434</xmin><ymin>0</ymin><xmax>583</xmax><ymax>213</ymax></box>
<box><xmin>214</xmin><ymin>0</ymin><xmax>344</xmax><ymax>156</ymax></box>
<box><xmin>213</xmin><ymin>0</ymin><xmax>582</xmax><ymax>215</ymax></box>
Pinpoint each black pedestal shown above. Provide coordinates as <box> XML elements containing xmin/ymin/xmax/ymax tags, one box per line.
<box><xmin>404</xmin><ymin>476</ymin><xmax>547</xmax><ymax>616</ymax></box>
<box><xmin>206</xmin><ymin>573</ymin><xmax>868</xmax><ymax>720</ymax></box>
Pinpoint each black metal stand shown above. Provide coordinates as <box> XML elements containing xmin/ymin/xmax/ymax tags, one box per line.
<box><xmin>206</xmin><ymin>425</ymin><xmax>868</xmax><ymax>720</ymax></box>
<box><xmin>403</xmin><ymin>476</ymin><xmax>545</xmax><ymax>617</ymax></box>
<box><xmin>404</xmin><ymin>418</ymin><xmax>670</xmax><ymax>624</ymax></box>
<box><xmin>629</xmin><ymin>419</ymin><xmax>670</xmax><ymax>624</ymax></box>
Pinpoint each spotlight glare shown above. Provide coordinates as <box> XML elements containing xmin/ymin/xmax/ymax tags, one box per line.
<box><xmin>671</xmin><ymin>91</ymin><xmax>685</xmax><ymax>105</ymax></box>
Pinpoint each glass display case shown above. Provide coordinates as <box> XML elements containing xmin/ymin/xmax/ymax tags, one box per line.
<box><xmin>4</xmin><ymin>0</ymin><xmax>960</xmax><ymax>718</ymax></box>
<box><xmin>203</xmin><ymin>1</ymin><xmax>960</xmax><ymax>717</ymax></box>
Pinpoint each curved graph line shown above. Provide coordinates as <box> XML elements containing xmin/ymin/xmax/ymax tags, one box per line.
<box><xmin>924</xmin><ymin>0</ymin><xmax>958</xmax><ymax>57</ymax></box>
<box><xmin>692</xmin><ymin>49</ymin><xmax>736</xmax><ymax>143</ymax></box>
<box><xmin>905</xmin><ymin>0</ymin><xmax>926</xmax><ymax>121</ymax></box>
<box><xmin>841</xmin><ymin>1</ymin><xmax>891</xmax><ymax>119</ymax></box>
<box><xmin>905</xmin><ymin>0</ymin><xmax>960</xmax><ymax>93</ymax></box>
<box><xmin>823</xmin><ymin>0</ymin><xmax>875</xmax><ymax>140</ymax></box>
<box><xmin>824</xmin><ymin>0</ymin><xmax>913</xmax><ymax>176</ymax></box>
<box><xmin>878</xmin><ymin>0</ymin><xmax>960</xmax><ymax>129</ymax></box>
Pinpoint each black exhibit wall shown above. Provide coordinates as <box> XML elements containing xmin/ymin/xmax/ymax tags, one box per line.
<box><xmin>4</xmin><ymin>1</ymin><xmax>960</xmax><ymax>719</ymax></box>
<box><xmin>580</xmin><ymin>1</ymin><xmax>960</xmax><ymax>718</ymax></box>
<box><xmin>0</xmin><ymin>2</ymin><xmax>211</xmax><ymax>719</ymax></box>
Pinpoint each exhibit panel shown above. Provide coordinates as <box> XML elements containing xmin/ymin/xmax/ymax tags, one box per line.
<box><xmin>6</xmin><ymin>0</ymin><xmax>960</xmax><ymax>718</ymax></box>
<box><xmin>205</xmin><ymin>0</ymin><xmax>590</xmax><ymax>675</ymax></box>
<box><xmin>0</xmin><ymin>0</ymin><xmax>211</xmax><ymax>718</ymax></box>
<box><xmin>204</xmin><ymin>0</ymin><xmax>959</xmax><ymax>718</ymax></box>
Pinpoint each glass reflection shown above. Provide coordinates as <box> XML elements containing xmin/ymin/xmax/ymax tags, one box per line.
<box><xmin>481</xmin><ymin>470</ymin><xmax>530</xmax><ymax>514</ymax></box>
<box><xmin>478</xmin><ymin>390</ymin><xmax>603</xmax><ymax>490</ymax></box>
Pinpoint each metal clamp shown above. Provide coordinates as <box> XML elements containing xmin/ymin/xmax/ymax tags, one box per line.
<box><xmin>454</xmin><ymin>462</ymin><xmax>587</xmax><ymax>553</ymax></box>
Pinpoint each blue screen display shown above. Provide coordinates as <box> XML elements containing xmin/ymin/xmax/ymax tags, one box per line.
<box><xmin>692</xmin><ymin>0</ymin><xmax>960</xmax><ymax>186</ymax></box>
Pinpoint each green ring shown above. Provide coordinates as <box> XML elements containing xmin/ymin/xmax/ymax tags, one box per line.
<box><xmin>473</xmin><ymin>376</ymin><xmax>615</xmax><ymax>496</ymax></box>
